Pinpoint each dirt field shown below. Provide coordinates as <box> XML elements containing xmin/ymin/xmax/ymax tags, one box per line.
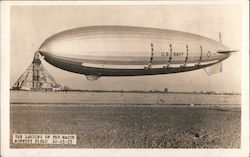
<box><xmin>10</xmin><ymin>104</ymin><xmax>240</xmax><ymax>148</ymax></box>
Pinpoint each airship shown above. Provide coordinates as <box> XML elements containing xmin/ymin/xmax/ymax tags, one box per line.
<box><xmin>38</xmin><ymin>26</ymin><xmax>235</xmax><ymax>81</ymax></box>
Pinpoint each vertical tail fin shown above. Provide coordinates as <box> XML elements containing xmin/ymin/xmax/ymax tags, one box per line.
<box><xmin>219</xmin><ymin>32</ymin><xmax>222</xmax><ymax>44</ymax></box>
<box><xmin>204</xmin><ymin>62</ymin><xmax>223</xmax><ymax>76</ymax></box>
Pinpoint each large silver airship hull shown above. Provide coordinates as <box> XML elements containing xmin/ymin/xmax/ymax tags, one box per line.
<box><xmin>38</xmin><ymin>26</ymin><xmax>232</xmax><ymax>79</ymax></box>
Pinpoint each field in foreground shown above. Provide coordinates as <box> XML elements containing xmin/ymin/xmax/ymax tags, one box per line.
<box><xmin>10</xmin><ymin>104</ymin><xmax>240</xmax><ymax>148</ymax></box>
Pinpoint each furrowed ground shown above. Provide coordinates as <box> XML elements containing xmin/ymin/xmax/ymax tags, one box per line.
<box><xmin>10</xmin><ymin>104</ymin><xmax>240</xmax><ymax>148</ymax></box>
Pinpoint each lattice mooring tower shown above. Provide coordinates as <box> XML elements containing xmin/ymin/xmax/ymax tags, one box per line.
<box><xmin>12</xmin><ymin>52</ymin><xmax>62</xmax><ymax>91</ymax></box>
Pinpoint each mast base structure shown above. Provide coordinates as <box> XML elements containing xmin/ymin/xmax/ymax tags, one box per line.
<box><xmin>12</xmin><ymin>51</ymin><xmax>63</xmax><ymax>91</ymax></box>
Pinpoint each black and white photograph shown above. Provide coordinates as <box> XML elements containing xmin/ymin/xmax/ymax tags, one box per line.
<box><xmin>1</xmin><ymin>1</ymin><xmax>249</xmax><ymax>157</ymax></box>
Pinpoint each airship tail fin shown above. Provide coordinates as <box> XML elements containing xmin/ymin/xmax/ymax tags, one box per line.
<box><xmin>217</xmin><ymin>50</ymin><xmax>238</xmax><ymax>54</ymax></box>
<box><xmin>204</xmin><ymin>62</ymin><xmax>223</xmax><ymax>76</ymax></box>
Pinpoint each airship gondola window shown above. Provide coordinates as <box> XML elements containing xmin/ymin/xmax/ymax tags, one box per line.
<box><xmin>207</xmin><ymin>51</ymin><xmax>211</xmax><ymax>57</ymax></box>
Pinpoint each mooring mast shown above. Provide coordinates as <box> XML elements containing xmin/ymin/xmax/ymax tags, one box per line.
<box><xmin>12</xmin><ymin>52</ymin><xmax>62</xmax><ymax>91</ymax></box>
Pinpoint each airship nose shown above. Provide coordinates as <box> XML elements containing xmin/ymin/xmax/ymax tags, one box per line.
<box><xmin>38</xmin><ymin>49</ymin><xmax>44</xmax><ymax>55</ymax></box>
<box><xmin>38</xmin><ymin>41</ymin><xmax>55</xmax><ymax>61</ymax></box>
<box><xmin>38</xmin><ymin>48</ymin><xmax>48</xmax><ymax>58</ymax></box>
<box><xmin>38</xmin><ymin>37</ymin><xmax>57</xmax><ymax>58</ymax></box>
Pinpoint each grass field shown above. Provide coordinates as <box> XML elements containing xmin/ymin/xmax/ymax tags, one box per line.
<box><xmin>10</xmin><ymin>104</ymin><xmax>240</xmax><ymax>148</ymax></box>
<box><xmin>10</xmin><ymin>91</ymin><xmax>241</xmax><ymax>105</ymax></box>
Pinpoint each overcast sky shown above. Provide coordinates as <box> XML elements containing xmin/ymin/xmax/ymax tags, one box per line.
<box><xmin>10</xmin><ymin>4</ymin><xmax>242</xmax><ymax>92</ymax></box>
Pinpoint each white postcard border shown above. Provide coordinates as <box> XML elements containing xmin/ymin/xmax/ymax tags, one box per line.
<box><xmin>1</xmin><ymin>1</ymin><xmax>249</xmax><ymax>157</ymax></box>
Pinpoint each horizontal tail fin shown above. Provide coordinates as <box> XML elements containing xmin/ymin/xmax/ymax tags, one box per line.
<box><xmin>204</xmin><ymin>62</ymin><xmax>222</xmax><ymax>76</ymax></box>
<box><xmin>217</xmin><ymin>50</ymin><xmax>238</xmax><ymax>54</ymax></box>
